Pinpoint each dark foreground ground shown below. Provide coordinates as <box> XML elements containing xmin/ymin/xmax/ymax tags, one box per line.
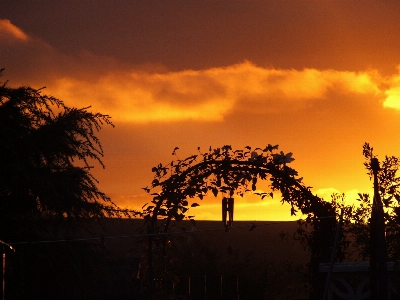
<box><xmin>98</xmin><ymin>218</ymin><xmax>310</xmax><ymax>264</ymax></box>
<box><xmin>3</xmin><ymin>218</ymin><xmax>311</xmax><ymax>299</ymax></box>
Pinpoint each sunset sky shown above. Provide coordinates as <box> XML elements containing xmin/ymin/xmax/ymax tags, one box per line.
<box><xmin>2</xmin><ymin>1</ymin><xmax>400</xmax><ymax>220</ymax></box>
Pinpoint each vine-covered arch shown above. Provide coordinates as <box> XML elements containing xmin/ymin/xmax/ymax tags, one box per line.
<box><xmin>141</xmin><ymin>145</ymin><xmax>337</xmax><ymax>299</ymax></box>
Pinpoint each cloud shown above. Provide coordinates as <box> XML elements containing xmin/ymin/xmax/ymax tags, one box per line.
<box><xmin>314</xmin><ymin>188</ymin><xmax>341</xmax><ymax>200</ymax></box>
<box><xmin>314</xmin><ymin>188</ymin><xmax>373</xmax><ymax>206</ymax></box>
<box><xmin>1</xmin><ymin>20</ymin><xmax>397</xmax><ymax>124</ymax></box>
<box><xmin>42</xmin><ymin>62</ymin><xmax>387</xmax><ymax>123</ymax></box>
<box><xmin>0</xmin><ymin>19</ymin><xmax>28</xmax><ymax>42</ymax></box>
<box><xmin>383</xmin><ymin>66</ymin><xmax>400</xmax><ymax>110</ymax></box>
<box><xmin>47</xmin><ymin>73</ymin><xmax>233</xmax><ymax>122</ymax></box>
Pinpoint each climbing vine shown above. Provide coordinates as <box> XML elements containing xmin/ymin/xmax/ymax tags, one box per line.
<box><xmin>140</xmin><ymin>145</ymin><xmax>336</xmax><ymax>299</ymax></box>
<box><xmin>142</xmin><ymin>145</ymin><xmax>323</xmax><ymax>223</ymax></box>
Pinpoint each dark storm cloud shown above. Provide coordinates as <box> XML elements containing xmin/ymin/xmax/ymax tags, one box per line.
<box><xmin>2</xmin><ymin>0</ymin><xmax>400</xmax><ymax>74</ymax></box>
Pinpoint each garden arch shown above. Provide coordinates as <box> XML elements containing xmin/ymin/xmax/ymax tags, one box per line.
<box><xmin>141</xmin><ymin>145</ymin><xmax>337</xmax><ymax>298</ymax></box>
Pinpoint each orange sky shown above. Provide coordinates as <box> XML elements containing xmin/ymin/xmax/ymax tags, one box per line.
<box><xmin>2</xmin><ymin>1</ymin><xmax>400</xmax><ymax>220</ymax></box>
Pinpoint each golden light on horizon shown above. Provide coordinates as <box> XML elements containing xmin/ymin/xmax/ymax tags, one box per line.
<box><xmin>112</xmin><ymin>183</ymin><xmax>374</xmax><ymax>221</ymax></box>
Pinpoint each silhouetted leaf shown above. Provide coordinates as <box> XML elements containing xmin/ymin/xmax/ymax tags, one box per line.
<box><xmin>291</xmin><ymin>207</ymin><xmax>296</xmax><ymax>215</ymax></box>
<box><xmin>172</xmin><ymin>147</ymin><xmax>179</xmax><ymax>155</ymax></box>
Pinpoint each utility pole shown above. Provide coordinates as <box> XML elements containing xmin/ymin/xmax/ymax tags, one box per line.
<box><xmin>370</xmin><ymin>157</ymin><xmax>389</xmax><ymax>299</ymax></box>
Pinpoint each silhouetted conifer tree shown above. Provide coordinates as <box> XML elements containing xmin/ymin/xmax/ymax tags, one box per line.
<box><xmin>0</xmin><ymin>70</ymin><xmax>119</xmax><ymax>241</ymax></box>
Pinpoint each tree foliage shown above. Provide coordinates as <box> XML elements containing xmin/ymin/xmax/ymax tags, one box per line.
<box><xmin>0</xmin><ymin>72</ymin><xmax>120</xmax><ymax>240</ymax></box>
<box><xmin>342</xmin><ymin>143</ymin><xmax>400</xmax><ymax>261</ymax></box>
<box><xmin>292</xmin><ymin>142</ymin><xmax>400</xmax><ymax>263</ymax></box>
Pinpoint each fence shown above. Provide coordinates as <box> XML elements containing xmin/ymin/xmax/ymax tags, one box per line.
<box><xmin>155</xmin><ymin>275</ymin><xmax>241</xmax><ymax>300</ymax></box>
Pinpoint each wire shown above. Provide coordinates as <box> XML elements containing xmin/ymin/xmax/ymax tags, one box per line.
<box><xmin>7</xmin><ymin>216</ymin><xmax>335</xmax><ymax>246</ymax></box>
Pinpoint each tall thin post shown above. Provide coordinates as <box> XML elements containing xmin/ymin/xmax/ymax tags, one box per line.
<box><xmin>323</xmin><ymin>209</ymin><xmax>344</xmax><ymax>300</ymax></box>
<box><xmin>220</xmin><ymin>276</ymin><xmax>223</xmax><ymax>299</ymax></box>
<box><xmin>2</xmin><ymin>251</ymin><xmax>4</xmax><ymax>300</ymax></box>
<box><xmin>0</xmin><ymin>242</ymin><xmax>14</xmax><ymax>300</ymax></box>
<box><xmin>236</xmin><ymin>275</ymin><xmax>239</xmax><ymax>300</ymax></box>
<box><xmin>188</xmin><ymin>276</ymin><xmax>191</xmax><ymax>299</ymax></box>
<box><xmin>370</xmin><ymin>157</ymin><xmax>389</xmax><ymax>300</ymax></box>
<box><xmin>204</xmin><ymin>276</ymin><xmax>207</xmax><ymax>300</ymax></box>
